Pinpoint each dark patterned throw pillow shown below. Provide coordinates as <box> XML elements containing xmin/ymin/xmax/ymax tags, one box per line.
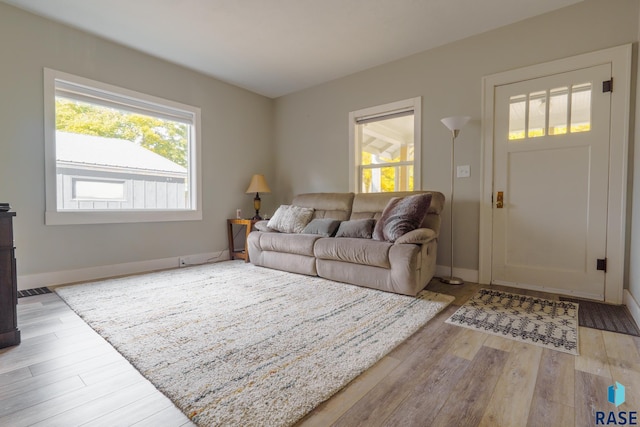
<box><xmin>373</xmin><ymin>193</ymin><xmax>432</xmax><ymax>243</ymax></box>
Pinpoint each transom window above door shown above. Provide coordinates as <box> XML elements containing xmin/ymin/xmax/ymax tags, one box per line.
<box><xmin>508</xmin><ymin>82</ymin><xmax>592</xmax><ymax>140</ymax></box>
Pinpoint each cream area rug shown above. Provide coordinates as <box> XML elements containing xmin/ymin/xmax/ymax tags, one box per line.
<box><xmin>55</xmin><ymin>261</ymin><xmax>454</xmax><ymax>427</ymax></box>
<box><xmin>446</xmin><ymin>288</ymin><xmax>579</xmax><ymax>355</ymax></box>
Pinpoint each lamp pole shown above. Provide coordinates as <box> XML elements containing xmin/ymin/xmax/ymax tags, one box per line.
<box><xmin>440</xmin><ymin>116</ymin><xmax>470</xmax><ymax>285</ymax></box>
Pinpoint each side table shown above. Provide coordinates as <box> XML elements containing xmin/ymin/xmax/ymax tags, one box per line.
<box><xmin>227</xmin><ymin>219</ymin><xmax>258</xmax><ymax>262</ymax></box>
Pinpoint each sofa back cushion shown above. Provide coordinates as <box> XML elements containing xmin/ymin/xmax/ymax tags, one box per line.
<box><xmin>292</xmin><ymin>193</ymin><xmax>355</xmax><ymax>221</ymax></box>
<box><xmin>351</xmin><ymin>191</ymin><xmax>445</xmax><ymax>236</ymax></box>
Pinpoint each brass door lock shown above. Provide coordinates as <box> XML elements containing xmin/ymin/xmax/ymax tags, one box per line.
<box><xmin>496</xmin><ymin>191</ymin><xmax>504</xmax><ymax>209</ymax></box>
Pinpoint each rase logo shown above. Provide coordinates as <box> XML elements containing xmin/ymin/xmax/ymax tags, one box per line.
<box><xmin>596</xmin><ymin>382</ymin><xmax>637</xmax><ymax>425</ymax></box>
<box><xmin>610</xmin><ymin>382</ymin><xmax>626</xmax><ymax>407</ymax></box>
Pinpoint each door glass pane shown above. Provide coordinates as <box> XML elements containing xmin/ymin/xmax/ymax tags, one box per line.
<box><xmin>571</xmin><ymin>83</ymin><xmax>591</xmax><ymax>133</ymax></box>
<box><xmin>528</xmin><ymin>90</ymin><xmax>546</xmax><ymax>138</ymax></box>
<box><xmin>548</xmin><ymin>87</ymin><xmax>568</xmax><ymax>135</ymax></box>
<box><xmin>509</xmin><ymin>94</ymin><xmax>526</xmax><ymax>140</ymax></box>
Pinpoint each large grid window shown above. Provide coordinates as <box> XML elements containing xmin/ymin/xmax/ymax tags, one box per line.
<box><xmin>349</xmin><ymin>97</ymin><xmax>421</xmax><ymax>193</ymax></box>
<box><xmin>44</xmin><ymin>69</ymin><xmax>201</xmax><ymax>225</ymax></box>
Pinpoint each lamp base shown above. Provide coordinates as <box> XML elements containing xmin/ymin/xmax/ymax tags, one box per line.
<box><xmin>440</xmin><ymin>276</ymin><xmax>464</xmax><ymax>285</ymax></box>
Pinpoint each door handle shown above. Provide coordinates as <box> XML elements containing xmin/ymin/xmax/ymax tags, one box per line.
<box><xmin>496</xmin><ymin>191</ymin><xmax>504</xmax><ymax>208</ymax></box>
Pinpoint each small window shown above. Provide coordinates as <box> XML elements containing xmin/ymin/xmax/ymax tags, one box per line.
<box><xmin>349</xmin><ymin>97</ymin><xmax>421</xmax><ymax>193</ymax></box>
<box><xmin>73</xmin><ymin>179</ymin><xmax>125</xmax><ymax>201</ymax></box>
<box><xmin>44</xmin><ymin>69</ymin><xmax>202</xmax><ymax>225</ymax></box>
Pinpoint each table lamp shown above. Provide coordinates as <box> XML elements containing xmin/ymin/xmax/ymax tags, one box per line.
<box><xmin>246</xmin><ymin>174</ymin><xmax>271</xmax><ymax>220</ymax></box>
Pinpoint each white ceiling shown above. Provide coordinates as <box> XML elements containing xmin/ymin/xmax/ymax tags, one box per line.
<box><xmin>2</xmin><ymin>0</ymin><xmax>582</xmax><ymax>98</ymax></box>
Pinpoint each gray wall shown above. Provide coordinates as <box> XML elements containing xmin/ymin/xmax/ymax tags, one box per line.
<box><xmin>273</xmin><ymin>0</ymin><xmax>639</xmax><ymax>274</ymax></box>
<box><xmin>0</xmin><ymin>3</ymin><xmax>274</xmax><ymax>277</ymax></box>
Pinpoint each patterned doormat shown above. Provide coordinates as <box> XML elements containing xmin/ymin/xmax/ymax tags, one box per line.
<box><xmin>17</xmin><ymin>287</ymin><xmax>52</xmax><ymax>298</ymax></box>
<box><xmin>446</xmin><ymin>288</ymin><xmax>579</xmax><ymax>355</ymax></box>
<box><xmin>560</xmin><ymin>297</ymin><xmax>640</xmax><ymax>337</ymax></box>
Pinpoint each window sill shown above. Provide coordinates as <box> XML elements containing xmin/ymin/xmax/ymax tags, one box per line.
<box><xmin>45</xmin><ymin>209</ymin><xmax>202</xmax><ymax>225</ymax></box>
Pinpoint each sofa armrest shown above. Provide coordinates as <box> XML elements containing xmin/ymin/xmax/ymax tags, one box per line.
<box><xmin>393</xmin><ymin>228</ymin><xmax>437</xmax><ymax>245</ymax></box>
<box><xmin>254</xmin><ymin>220</ymin><xmax>279</xmax><ymax>233</ymax></box>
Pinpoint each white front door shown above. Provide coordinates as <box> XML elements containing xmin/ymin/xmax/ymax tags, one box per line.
<box><xmin>491</xmin><ymin>63</ymin><xmax>612</xmax><ymax>300</ymax></box>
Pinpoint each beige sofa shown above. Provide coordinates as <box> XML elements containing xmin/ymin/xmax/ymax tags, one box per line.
<box><xmin>247</xmin><ymin>191</ymin><xmax>444</xmax><ymax>296</ymax></box>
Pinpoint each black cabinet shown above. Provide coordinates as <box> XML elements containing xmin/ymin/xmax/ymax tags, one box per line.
<box><xmin>0</xmin><ymin>212</ymin><xmax>20</xmax><ymax>348</ymax></box>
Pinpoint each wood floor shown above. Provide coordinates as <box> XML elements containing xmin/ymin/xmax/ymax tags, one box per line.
<box><xmin>1</xmin><ymin>279</ymin><xmax>639</xmax><ymax>426</ymax></box>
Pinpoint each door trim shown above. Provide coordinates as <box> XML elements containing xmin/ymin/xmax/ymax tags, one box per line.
<box><xmin>479</xmin><ymin>44</ymin><xmax>632</xmax><ymax>304</ymax></box>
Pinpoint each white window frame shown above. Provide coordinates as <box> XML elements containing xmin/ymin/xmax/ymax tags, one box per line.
<box><xmin>43</xmin><ymin>68</ymin><xmax>202</xmax><ymax>225</ymax></box>
<box><xmin>348</xmin><ymin>97</ymin><xmax>422</xmax><ymax>193</ymax></box>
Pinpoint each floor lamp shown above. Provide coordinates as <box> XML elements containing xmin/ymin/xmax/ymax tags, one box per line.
<box><xmin>440</xmin><ymin>115</ymin><xmax>470</xmax><ymax>285</ymax></box>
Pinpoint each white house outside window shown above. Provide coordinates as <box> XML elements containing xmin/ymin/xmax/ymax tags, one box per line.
<box><xmin>349</xmin><ymin>97</ymin><xmax>421</xmax><ymax>193</ymax></box>
<box><xmin>44</xmin><ymin>68</ymin><xmax>202</xmax><ymax>225</ymax></box>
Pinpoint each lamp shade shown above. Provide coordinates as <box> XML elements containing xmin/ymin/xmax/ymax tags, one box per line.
<box><xmin>245</xmin><ymin>174</ymin><xmax>271</xmax><ymax>194</ymax></box>
<box><xmin>440</xmin><ymin>116</ymin><xmax>471</xmax><ymax>132</ymax></box>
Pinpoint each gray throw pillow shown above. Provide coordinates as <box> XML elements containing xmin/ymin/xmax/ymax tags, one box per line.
<box><xmin>267</xmin><ymin>205</ymin><xmax>314</xmax><ymax>233</ymax></box>
<box><xmin>335</xmin><ymin>219</ymin><xmax>376</xmax><ymax>239</ymax></box>
<box><xmin>302</xmin><ymin>218</ymin><xmax>342</xmax><ymax>237</ymax></box>
<box><xmin>373</xmin><ymin>193</ymin><xmax>432</xmax><ymax>242</ymax></box>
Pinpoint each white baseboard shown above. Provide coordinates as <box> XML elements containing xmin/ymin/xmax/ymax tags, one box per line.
<box><xmin>22</xmin><ymin>257</ymin><xmax>478</xmax><ymax>291</ymax></box>
<box><xmin>17</xmin><ymin>250</ymin><xmax>230</xmax><ymax>291</ymax></box>
<box><xmin>435</xmin><ymin>265</ymin><xmax>479</xmax><ymax>283</ymax></box>
<box><xmin>624</xmin><ymin>289</ymin><xmax>640</xmax><ymax>327</ymax></box>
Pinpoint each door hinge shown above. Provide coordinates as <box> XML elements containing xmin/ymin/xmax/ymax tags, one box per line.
<box><xmin>603</xmin><ymin>79</ymin><xmax>613</xmax><ymax>93</ymax></box>
<box><xmin>597</xmin><ymin>258</ymin><xmax>607</xmax><ymax>272</ymax></box>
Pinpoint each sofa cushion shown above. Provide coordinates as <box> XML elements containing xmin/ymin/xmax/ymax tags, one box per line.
<box><xmin>335</xmin><ymin>219</ymin><xmax>375</xmax><ymax>239</ymax></box>
<box><xmin>267</xmin><ymin>205</ymin><xmax>314</xmax><ymax>233</ymax></box>
<box><xmin>314</xmin><ymin>237</ymin><xmax>393</xmax><ymax>268</ymax></box>
<box><xmin>373</xmin><ymin>193</ymin><xmax>432</xmax><ymax>242</ymax></box>
<box><xmin>259</xmin><ymin>232</ymin><xmax>321</xmax><ymax>257</ymax></box>
<box><xmin>302</xmin><ymin>218</ymin><xmax>342</xmax><ymax>237</ymax></box>
<box><xmin>291</xmin><ymin>193</ymin><xmax>354</xmax><ymax>221</ymax></box>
